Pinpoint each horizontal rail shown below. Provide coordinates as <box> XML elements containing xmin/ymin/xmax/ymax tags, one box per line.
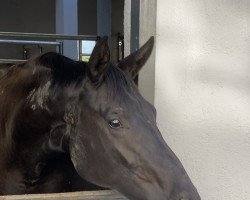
<box><xmin>0</xmin><ymin>190</ymin><xmax>128</xmax><ymax>200</ymax></box>
<box><xmin>0</xmin><ymin>32</ymin><xmax>98</xmax><ymax>41</ymax></box>
<box><xmin>0</xmin><ymin>59</ymin><xmax>26</xmax><ymax>63</ymax></box>
<box><xmin>0</xmin><ymin>39</ymin><xmax>61</xmax><ymax>46</ymax></box>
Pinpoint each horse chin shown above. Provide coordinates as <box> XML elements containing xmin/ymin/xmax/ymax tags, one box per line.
<box><xmin>113</xmin><ymin>179</ymin><xmax>201</xmax><ymax>200</ymax></box>
<box><xmin>114</xmin><ymin>181</ymin><xmax>169</xmax><ymax>200</ymax></box>
<box><xmin>111</xmin><ymin>172</ymin><xmax>200</xmax><ymax>200</ymax></box>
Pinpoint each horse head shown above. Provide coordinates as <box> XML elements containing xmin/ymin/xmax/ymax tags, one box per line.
<box><xmin>69</xmin><ymin>37</ymin><xmax>201</xmax><ymax>200</ymax></box>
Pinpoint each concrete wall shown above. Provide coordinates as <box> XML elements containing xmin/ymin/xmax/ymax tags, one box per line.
<box><xmin>0</xmin><ymin>0</ymin><xmax>55</xmax><ymax>33</ymax></box>
<box><xmin>0</xmin><ymin>0</ymin><xmax>55</xmax><ymax>59</ymax></box>
<box><xmin>78</xmin><ymin>0</ymin><xmax>97</xmax><ymax>35</ymax></box>
<box><xmin>155</xmin><ymin>0</ymin><xmax>250</xmax><ymax>199</ymax></box>
<box><xmin>0</xmin><ymin>0</ymin><xmax>97</xmax><ymax>35</ymax></box>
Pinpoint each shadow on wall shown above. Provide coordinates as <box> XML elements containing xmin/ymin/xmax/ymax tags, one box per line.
<box><xmin>156</xmin><ymin>0</ymin><xmax>250</xmax><ymax>199</ymax></box>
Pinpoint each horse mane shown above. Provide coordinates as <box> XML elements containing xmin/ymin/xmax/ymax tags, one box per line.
<box><xmin>35</xmin><ymin>52</ymin><xmax>87</xmax><ymax>86</ymax></box>
<box><xmin>0</xmin><ymin>62</ymin><xmax>35</xmax><ymax>159</ymax></box>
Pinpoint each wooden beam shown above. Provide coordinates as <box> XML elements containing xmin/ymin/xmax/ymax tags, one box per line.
<box><xmin>0</xmin><ymin>190</ymin><xmax>128</xmax><ymax>200</ymax></box>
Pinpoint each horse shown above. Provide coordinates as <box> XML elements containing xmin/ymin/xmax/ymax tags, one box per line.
<box><xmin>0</xmin><ymin>36</ymin><xmax>201</xmax><ymax>200</ymax></box>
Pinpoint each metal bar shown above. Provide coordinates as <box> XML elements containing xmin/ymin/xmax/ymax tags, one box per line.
<box><xmin>117</xmin><ymin>33</ymin><xmax>124</xmax><ymax>62</ymax></box>
<box><xmin>59</xmin><ymin>42</ymin><xmax>63</xmax><ymax>55</ymax></box>
<box><xmin>0</xmin><ymin>59</ymin><xmax>26</xmax><ymax>63</ymax></box>
<box><xmin>130</xmin><ymin>0</ymin><xmax>140</xmax><ymax>52</ymax></box>
<box><xmin>58</xmin><ymin>41</ymin><xmax>63</xmax><ymax>55</ymax></box>
<box><xmin>0</xmin><ymin>39</ymin><xmax>61</xmax><ymax>46</ymax></box>
<box><xmin>78</xmin><ymin>40</ymin><xmax>82</xmax><ymax>61</ymax></box>
<box><xmin>0</xmin><ymin>32</ymin><xmax>98</xmax><ymax>41</ymax></box>
<box><xmin>130</xmin><ymin>0</ymin><xmax>140</xmax><ymax>85</ymax></box>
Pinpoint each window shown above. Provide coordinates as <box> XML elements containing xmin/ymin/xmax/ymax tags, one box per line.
<box><xmin>80</xmin><ymin>40</ymin><xmax>96</xmax><ymax>61</ymax></box>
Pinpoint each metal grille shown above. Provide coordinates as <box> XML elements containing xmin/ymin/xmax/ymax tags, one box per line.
<box><xmin>0</xmin><ymin>32</ymin><xmax>98</xmax><ymax>63</ymax></box>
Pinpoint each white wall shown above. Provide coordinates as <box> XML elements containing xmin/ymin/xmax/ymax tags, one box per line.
<box><xmin>123</xmin><ymin>0</ymin><xmax>131</xmax><ymax>57</ymax></box>
<box><xmin>155</xmin><ymin>0</ymin><xmax>250</xmax><ymax>199</ymax></box>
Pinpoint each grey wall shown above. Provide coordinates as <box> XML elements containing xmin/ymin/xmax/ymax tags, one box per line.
<box><xmin>0</xmin><ymin>0</ymin><xmax>55</xmax><ymax>33</ymax></box>
<box><xmin>0</xmin><ymin>0</ymin><xmax>98</xmax><ymax>35</ymax></box>
<box><xmin>78</xmin><ymin>0</ymin><xmax>97</xmax><ymax>35</ymax></box>
<box><xmin>0</xmin><ymin>0</ymin><xmax>55</xmax><ymax>59</ymax></box>
<box><xmin>111</xmin><ymin>0</ymin><xmax>124</xmax><ymax>62</ymax></box>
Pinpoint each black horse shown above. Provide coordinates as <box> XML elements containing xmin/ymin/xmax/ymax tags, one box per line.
<box><xmin>0</xmin><ymin>63</ymin><xmax>12</xmax><ymax>78</ymax></box>
<box><xmin>0</xmin><ymin>37</ymin><xmax>201</xmax><ymax>200</ymax></box>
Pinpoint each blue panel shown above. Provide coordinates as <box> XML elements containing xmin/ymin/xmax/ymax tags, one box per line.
<box><xmin>56</xmin><ymin>0</ymin><xmax>78</xmax><ymax>60</ymax></box>
<box><xmin>97</xmin><ymin>0</ymin><xmax>111</xmax><ymax>47</ymax></box>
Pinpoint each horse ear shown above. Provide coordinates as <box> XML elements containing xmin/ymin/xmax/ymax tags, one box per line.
<box><xmin>118</xmin><ymin>36</ymin><xmax>154</xmax><ymax>79</ymax></box>
<box><xmin>87</xmin><ymin>36</ymin><xmax>110</xmax><ymax>83</ymax></box>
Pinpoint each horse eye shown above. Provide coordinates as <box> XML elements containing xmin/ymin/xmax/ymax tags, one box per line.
<box><xmin>109</xmin><ymin>119</ymin><xmax>122</xmax><ymax>128</ymax></box>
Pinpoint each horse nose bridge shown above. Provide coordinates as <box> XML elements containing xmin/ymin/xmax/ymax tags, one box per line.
<box><xmin>131</xmin><ymin>114</ymin><xmax>201</xmax><ymax>199</ymax></box>
<box><xmin>133</xmin><ymin>138</ymin><xmax>174</xmax><ymax>190</ymax></box>
<box><xmin>165</xmin><ymin>168</ymin><xmax>201</xmax><ymax>200</ymax></box>
<box><xmin>134</xmin><ymin>127</ymin><xmax>201</xmax><ymax>199</ymax></box>
<box><xmin>170</xmin><ymin>188</ymin><xmax>201</xmax><ymax>200</ymax></box>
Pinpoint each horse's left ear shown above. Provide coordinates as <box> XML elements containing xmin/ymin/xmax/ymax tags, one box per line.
<box><xmin>87</xmin><ymin>36</ymin><xmax>110</xmax><ymax>83</ymax></box>
<box><xmin>118</xmin><ymin>36</ymin><xmax>154</xmax><ymax>79</ymax></box>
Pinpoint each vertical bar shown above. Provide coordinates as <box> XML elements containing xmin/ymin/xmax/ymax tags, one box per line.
<box><xmin>130</xmin><ymin>0</ymin><xmax>140</xmax><ymax>52</ymax></box>
<box><xmin>97</xmin><ymin>0</ymin><xmax>112</xmax><ymax>47</ymax></box>
<box><xmin>138</xmin><ymin>0</ymin><xmax>157</xmax><ymax>104</ymax></box>
<box><xmin>117</xmin><ymin>33</ymin><xmax>124</xmax><ymax>62</ymax></box>
<box><xmin>39</xmin><ymin>45</ymin><xmax>43</xmax><ymax>54</ymax></box>
<box><xmin>130</xmin><ymin>0</ymin><xmax>140</xmax><ymax>85</ymax></box>
<box><xmin>22</xmin><ymin>45</ymin><xmax>28</xmax><ymax>59</ymax></box>
<box><xmin>78</xmin><ymin>40</ymin><xmax>82</xmax><ymax>61</ymax></box>
<box><xmin>60</xmin><ymin>42</ymin><xmax>64</xmax><ymax>55</ymax></box>
<box><xmin>56</xmin><ymin>0</ymin><xmax>78</xmax><ymax>60</ymax></box>
<box><xmin>58</xmin><ymin>42</ymin><xmax>62</xmax><ymax>55</ymax></box>
<box><xmin>123</xmin><ymin>0</ymin><xmax>131</xmax><ymax>57</ymax></box>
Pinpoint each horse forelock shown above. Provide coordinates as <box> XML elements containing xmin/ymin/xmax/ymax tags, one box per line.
<box><xmin>104</xmin><ymin>64</ymin><xmax>135</xmax><ymax>100</ymax></box>
<box><xmin>103</xmin><ymin>64</ymin><xmax>153</xmax><ymax>118</ymax></box>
